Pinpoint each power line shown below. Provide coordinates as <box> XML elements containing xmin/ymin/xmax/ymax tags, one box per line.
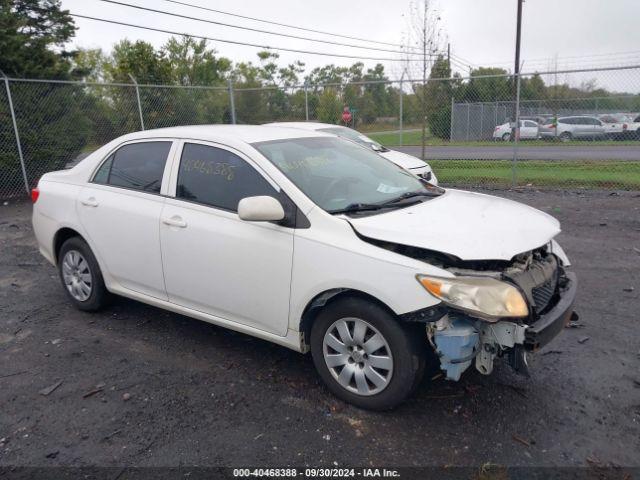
<box><xmin>96</xmin><ymin>0</ymin><xmax>429</xmax><ymax>57</ymax></box>
<box><xmin>158</xmin><ymin>0</ymin><xmax>422</xmax><ymax>52</ymax></box>
<box><xmin>70</xmin><ymin>13</ymin><xmax>415</xmax><ymax>62</ymax></box>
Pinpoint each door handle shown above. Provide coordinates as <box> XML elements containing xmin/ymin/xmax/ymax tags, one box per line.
<box><xmin>162</xmin><ymin>216</ymin><xmax>187</xmax><ymax>228</ymax></box>
<box><xmin>80</xmin><ymin>197</ymin><xmax>98</xmax><ymax>207</ymax></box>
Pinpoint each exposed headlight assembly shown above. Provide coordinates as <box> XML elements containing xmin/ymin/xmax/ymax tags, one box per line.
<box><xmin>416</xmin><ymin>274</ymin><xmax>528</xmax><ymax>321</ymax></box>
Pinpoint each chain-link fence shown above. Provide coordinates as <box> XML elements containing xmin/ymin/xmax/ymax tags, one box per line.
<box><xmin>1</xmin><ymin>65</ymin><xmax>640</xmax><ymax>198</ymax></box>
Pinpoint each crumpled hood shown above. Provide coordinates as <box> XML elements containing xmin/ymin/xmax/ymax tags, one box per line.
<box><xmin>348</xmin><ymin>189</ymin><xmax>561</xmax><ymax>261</ymax></box>
<box><xmin>380</xmin><ymin>149</ymin><xmax>429</xmax><ymax>170</ymax></box>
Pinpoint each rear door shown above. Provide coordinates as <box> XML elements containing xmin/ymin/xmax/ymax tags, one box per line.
<box><xmin>159</xmin><ymin>141</ymin><xmax>295</xmax><ymax>336</ymax></box>
<box><xmin>574</xmin><ymin>118</ymin><xmax>591</xmax><ymax>137</ymax></box>
<box><xmin>77</xmin><ymin>140</ymin><xmax>175</xmax><ymax>300</ymax></box>
<box><xmin>521</xmin><ymin>120</ymin><xmax>538</xmax><ymax>139</ymax></box>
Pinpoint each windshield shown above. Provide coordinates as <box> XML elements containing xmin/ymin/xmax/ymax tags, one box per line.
<box><xmin>253</xmin><ymin>136</ymin><xmax>442</xmax><ymax>213</ymax></box>
<box><xmin>317</xmin><ymin>126</ymin><xmax>386</xmax><ymax>152</ymax></box>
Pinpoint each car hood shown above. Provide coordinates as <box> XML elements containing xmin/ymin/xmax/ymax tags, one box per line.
<box><xmin>379</xmin><ymin>149</ymin><xmax>428</xmax><ymax>170</ymax></box>
<box><xmin>347</xmin><ymin>189</ymin><xmax>561</xmax><ymax>261</ymax></box>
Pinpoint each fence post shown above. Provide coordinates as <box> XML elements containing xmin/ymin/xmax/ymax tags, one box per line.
<box><xmin>304</xmin><ymin>81</ymin><xmax>309</xmax><ymax>121</ymax></box>
<box><xmin>466</xmin><ymin>104</ymin><xmax>470</xmax><ymax>141</ymax></box>
<box><xmin>399</xmin><ymin>77</ymin><xmax>404</xmax><ymax>146</ymax></box>
<box><xmin>479</xmin><ymin>103</ymin><xmax>484</xmax><ymax>140</ymax></box>
<box><xmin>2</xmin><ymin>73</ymin><xmax>30</xmax><ymax>194</ymax></box>
<box><xmin>449</xmin><ymin>97</ymin><xmax>454</xmax><ymax>142</ymax></box>
<box><xmin>511</xmin><ymin>72</ymin><xmax>522</xmax><ymax>187</ymax></box>
<box><xmin>128</xmin><ymin>74</ymin><xmax>145</xmax><ymax>130</ymax></box>
<box><xmin>228</xmin><ymin>78</ymin><xmax>236</xmax><ymax>124</ymax></box>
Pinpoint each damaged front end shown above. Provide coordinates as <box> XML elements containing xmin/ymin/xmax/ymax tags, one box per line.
<box><xmin>395</xmin><ymin>242</ymin><xmax>578</xmax><ymax>381</ymax></box>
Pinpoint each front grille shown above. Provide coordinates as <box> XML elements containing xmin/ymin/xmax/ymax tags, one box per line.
<box><xmin>532</xmin><ymin>274</ymin><xmax>558</xmax><ymax>313</ymax></box>
<box><xmin>503</xmin><ymin>252</ymin><xmax>559</xmax><ymax>317</ymax></box>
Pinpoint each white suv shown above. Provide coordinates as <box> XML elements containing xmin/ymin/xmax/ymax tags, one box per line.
<box><xmin>539</xmin><ymin>116</ymin><xmax>606</xmax><ymax>141</ymax></box>
<box><xmin>32</xmin><ymin>125</ymin><xmax>576</xmax><ymax>410</ymax></box>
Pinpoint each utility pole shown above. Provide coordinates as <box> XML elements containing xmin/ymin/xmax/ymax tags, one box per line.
<box><xmin>514</xmin><ymin>0</ymin><xmax>523</xmax><ymax>77</ymax></box>
<box><xmin>512</xmin><ymin>0</ymin><xmax>524</xmax><ymax>139</ymax></box>
<box><xmin>447</xmin><ymin>42</ymin><xmax>450</xmax><ymax>69</ymax></box>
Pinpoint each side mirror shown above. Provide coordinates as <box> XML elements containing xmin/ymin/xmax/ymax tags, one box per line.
<box><xmin>238</xmin><ymin>196</ymin><xmax>285</xmax><ymax>222</ymax></box>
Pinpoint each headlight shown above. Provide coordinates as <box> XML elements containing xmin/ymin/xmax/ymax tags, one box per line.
<box><xmin>416</xmin><ymin>274</ymin><xmax>528</xmax><ymax>321</ymax></box>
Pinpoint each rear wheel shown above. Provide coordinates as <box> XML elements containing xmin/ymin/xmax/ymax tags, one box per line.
<box><xmin>310</xmin><ymin>297</ymin><xmax>426</xmax><ymax>410</ymax></box>
<box><xmin>58</xmin><ymin>237</ymin><xmax>110</xmax><ymax>311</ymax></box>
<box><xmin>559</xmin><ymin>131</ymin><xmax>572</xmax><ymax>142</ymax></box>
<box><xmin>501</xmin><ymin>132</ymin><xmax>511</xmax><ymax>142</ymax></box>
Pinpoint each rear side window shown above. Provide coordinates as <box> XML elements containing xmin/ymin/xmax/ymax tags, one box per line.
<box><xmin>93</xmin><ymin>141</ymin><xmax>171</xmax><ymax>193</ymax></box>
<box><xmin>176</xmin><ymin>143</ymin><xmax>277</xmax><ymax>212</ymax></box>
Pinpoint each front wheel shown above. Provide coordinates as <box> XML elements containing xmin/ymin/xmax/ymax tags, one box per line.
<box><xmin>310</xmin><ymin>297</ymin><xmax>426</xmax><ymax>410</ymax></box>
<box><xmin>58</xmin><ymin>237</ymin><xmax>111</xmax><ymax>311</ymax></box>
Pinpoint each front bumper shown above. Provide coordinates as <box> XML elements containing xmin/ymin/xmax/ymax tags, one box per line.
<box><xmin>524</xmin><ymin>271</ymin><xmax>577</xmax><ymax>351</ymax></box>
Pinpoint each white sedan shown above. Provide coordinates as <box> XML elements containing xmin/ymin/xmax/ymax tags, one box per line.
<box><xmin>265</xmin><ymin>122</ymin><xmax>437</xmax><ymax>185</ymax></box>
<box><xmin>493</xmin><ymin>120</ymin><xmax>540</xmax><ymax>141</ymax></box>
<box><xmin>32</xmin><ymin>125</ymin><xmax>576</xmax><ymax>410</ymax></box>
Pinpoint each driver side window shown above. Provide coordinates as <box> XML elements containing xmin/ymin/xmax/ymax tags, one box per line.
<box><xmin>176</xmin><ymin>143</ymin><xmax>277</xmax><ymax>212</ymax></box>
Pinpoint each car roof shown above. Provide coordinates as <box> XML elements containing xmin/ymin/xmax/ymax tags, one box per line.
<box><xmin>113</xmin><ymin>124</ymin><xmax>331</xmax><ymax>144</ymax></box>
<box><xmin>263</xmin><ymin>121</ymin><xmax>342</xmax><ymax>131</ymax></box>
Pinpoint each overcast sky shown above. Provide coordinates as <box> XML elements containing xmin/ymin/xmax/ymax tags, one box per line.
<box><xmin>60</xmin><ymin>0</ymin><xmax>640</xmax><ymax>90</ymax></box>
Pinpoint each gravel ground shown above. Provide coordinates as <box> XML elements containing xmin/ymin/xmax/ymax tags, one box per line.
<box><xmin>0</xmin><ymin>189</ymin><xmax>639</xmax><ymax>473</ymax></box>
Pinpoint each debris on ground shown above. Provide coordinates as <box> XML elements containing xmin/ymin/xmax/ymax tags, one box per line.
<box><xmin>122</xmin><ymin>392</ymin><xmax>131</xmax><ymax>401</ymax></box>
<box><xmin>623</xmin><ymin>286</ymin><xmax>634</xmax><ymax>292</ymax></box>
<box><xmin>83</xmin><ymin>383</ymin><xmax>106</xmax><ymax>398</ymax></box>
<box><xmin>578</xmin><ymin>336</ymin><xmax>590</xmax><ymax>344</ymax></box>
<box><xmin>542</xmin><ymin>350</ymin><xmax>563</xmax><ymax>356</ymax></box>
<box><xmin>39</xmin><ymin>380</ymin><xmax>63</xmax><ymax>396</ymax></box>
<box><xmin>45</xmin><ymin>450</ymin><xmax>59</xmax><ymax>459</ymax></box>
<box><xmin>566</xmin><ymin>320</ymin><xmax>584</xmax><ymax>329</ymax></box>
<box><xmin>512</xmin><ymin>434</ymin><xmax>531</xmax><ymax>447</ymax></box>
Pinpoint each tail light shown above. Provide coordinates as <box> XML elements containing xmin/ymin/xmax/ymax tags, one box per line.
<box><xmin>31</xmin><ymin>187</ymin><xmax>39</xmax><ymax>204</ymax></box>
<box><xmin>623</xmin><ymin>123</ymin><xmax>628</xmax><ymax>130</ymax></box>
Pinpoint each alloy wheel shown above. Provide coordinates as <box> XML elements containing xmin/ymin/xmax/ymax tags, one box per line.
<box><xmin>61</xmin><ymin>250</ymin><xmax>93</xmax><ymax>302</ymax></box>
<box><xmin>322</xmin><ymin>317</ymin><xmax>393</xmax><ymax>396</ymax></box>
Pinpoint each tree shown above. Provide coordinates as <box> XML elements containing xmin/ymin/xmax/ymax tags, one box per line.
<box><xmin>163</xmin><ymin>36</ymin><xmax>231</xmax><ymax>87</ymax></box>
<box><xmin>0</xmin><ymin>0</ymin><xmax>91</xmax><ymax>196</ymax></box>
<box><xmin>424</xmin><ymin>55</ymin><xmax>456</xmax><ymax>139</ymax></box>
<box><xmin>403</xmin><ymin>0</ymin><xmax>444</xmax><ymax>158</ymax></box>
<box><xmin>462</xmin><ymin>67</ymin><xmax>511</xmax><ymax>103</ymax></box>
<box><xmin>0</xmin><ymin>0</ymin><xmax>77</xmax><ymax>78</ymax></box>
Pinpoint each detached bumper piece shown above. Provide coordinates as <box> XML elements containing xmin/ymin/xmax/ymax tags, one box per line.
<box><xmin>524</xmin><ymin>271</ymin><xmax>577</xmax><ymax>352</ymax></box>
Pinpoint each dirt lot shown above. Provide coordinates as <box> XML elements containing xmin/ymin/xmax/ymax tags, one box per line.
<box><xmin>1</xmin><ymin>189</ymin><xmax>639</xmax><ymax>473</ymax></box>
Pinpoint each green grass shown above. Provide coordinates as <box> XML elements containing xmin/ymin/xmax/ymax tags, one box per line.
<box><xmin>429</xmin><ymin>160</ymin><xmax>640</xmax><ymax>189</ymax></box>
<box><xmin>366</xmin><ymin>130</ymin><xmax>640</xmax><ymax>147</ymax></box>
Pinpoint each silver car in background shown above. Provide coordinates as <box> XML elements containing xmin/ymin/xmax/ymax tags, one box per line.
<box><xmin>539</xmin><ymin>116</ymin><xmax>607</xmax><ymax>141</ymax></box>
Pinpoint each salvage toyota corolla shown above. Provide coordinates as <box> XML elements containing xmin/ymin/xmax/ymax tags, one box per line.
<box><xmin>32</xmin><ymin>125</ymin><xmax>577</xmax><ymax>410</ymax></box>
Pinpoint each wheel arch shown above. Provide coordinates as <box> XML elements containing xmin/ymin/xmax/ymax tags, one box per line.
<box><xmin>298</xmin><ymin>288</ymin><xmax>398</xmax><ymax>353</ymax></box>
<box><xmin>53</xmin><ymin>227</ymin><xmax>86</xmax><ymax>265</ymax></box>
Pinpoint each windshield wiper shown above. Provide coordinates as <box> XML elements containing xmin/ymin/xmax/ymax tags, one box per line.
<box><xmin>381</xmin><ymin>189</ymin><xmax>439</xmax><ymax>205</ymax></box>
<box><xmin>329</xmin><ymin>203</ymin><xmax>387</xmax><ymax>215</ymax></box>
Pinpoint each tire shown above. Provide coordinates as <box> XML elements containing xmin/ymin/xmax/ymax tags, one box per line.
<box><xmin>58</xmin><ymin>236</ymin><xmax>110</xmax><ymax>311</ymax></box>
<box><xmin>559</xmin><ymin>132</ymin><xmax>572</xmax><ymax>142</ymax></box>
<box><xmin>310</xmin><ymin>297</ymin><xmax>427</xmax><ymax>410</ymax></box>
<box><xmin>501</xmin><ymin>132</ymin><xmax>511</xmax><ymax>142</ymax></box>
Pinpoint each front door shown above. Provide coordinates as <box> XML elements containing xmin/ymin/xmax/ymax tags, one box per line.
<box><xmin>159</xmin><ymin>141</ymin><xmax>294</xmax><ymax>336</ymax></box>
